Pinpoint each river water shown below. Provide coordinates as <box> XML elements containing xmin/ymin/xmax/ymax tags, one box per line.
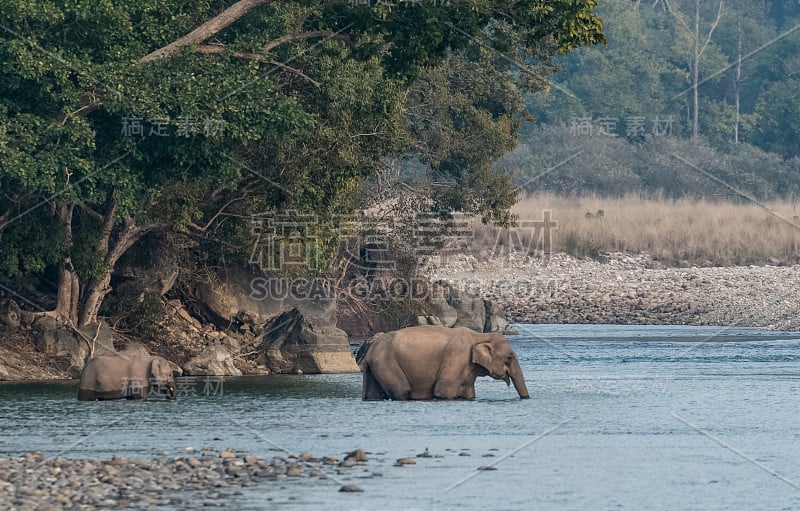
<box><xmin>2</xmin><ymin>324</ymin><xmax>800</xmax><ymax>510</ymax></box>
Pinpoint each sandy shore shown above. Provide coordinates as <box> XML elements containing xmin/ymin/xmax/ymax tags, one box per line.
<box><xmin>430</xmin><ymin>253</ymin><xmax>800</xmax><ymax>331</ymax></box>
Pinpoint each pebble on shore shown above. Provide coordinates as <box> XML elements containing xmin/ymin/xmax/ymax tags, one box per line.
<box><xmin>0</xmin><ymin>449</ymin><xmax>366</xmax><ymax>510</ymax></box>
<box><xmin>430</xmin><ymin>253</ymin><xmax>800</xmax><ymax>331</ymax></box>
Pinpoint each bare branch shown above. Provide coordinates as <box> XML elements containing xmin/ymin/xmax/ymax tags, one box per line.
<box><xmin>263</xmin><ymin>30</ymin><xmax>351</xmax><ymax>53</ymax></box>
<box><xmin>195</xmin><ymin>44</ymin><xmax>322</xmax><ymax>87</ymax></box>
<box><xmin>267</xmin><ymin>60</ymin><xmax>322</xmax><ymax>87</ymax></box>
<box><xmin>698</xmin><ymin>0</ymin><xmax>725</xmax><ymax>58</ymax></box>
<box><xmin>191</xmin><ymin>195</ymin><xmax>249</xmax><ymax>232</ymax></box>
<box><xmin>139</xmin><ymin>0</ymin><xmax>271</xmax><ymax>63</ymax></box>
<box><xmin>664</xmin><ymin>0</ymin><xmax>694</xmax><ymax>40</ymax></box>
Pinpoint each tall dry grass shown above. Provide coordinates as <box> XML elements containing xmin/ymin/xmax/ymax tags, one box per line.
<box><xmin>473</xmin><ymin>193</ymin><xmax>800</xmax><ymax>266</ymax></box>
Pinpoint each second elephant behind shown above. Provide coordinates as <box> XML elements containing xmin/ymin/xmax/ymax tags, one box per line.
<box><xmin>358</xmin><ymin>325</ymin><xmax>529</xmax><ymax>400</ymax></box>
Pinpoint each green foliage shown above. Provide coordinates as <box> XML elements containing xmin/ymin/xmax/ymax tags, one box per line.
<box><xmin>404</xmin><ymin>47</ymin><xmax>529</xmax><ymax>225</ymax></box>
<box><xmin>0</xmin><ymin>0</ymin><xmax>606</xmax><ymax>323</ymax></box>
<box><xmin>514</xmin><ymin>0</ymin><xmax>800</xmax><ymax>202</ymax></box>
<box><xmin>749</xmin><ymin>79</ymin><xmax>800</xmax><ymax>159</ymax></box>
<box><xmin>504</xmin><ymin>124</ymin><xmax>800</xmax><ymax>199</ymax></box>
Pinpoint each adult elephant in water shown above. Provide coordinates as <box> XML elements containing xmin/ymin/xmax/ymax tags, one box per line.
<box><xmin>357</xmin><ymin>325</ymin><xmax>529</xmax><ymax>401</ymax></box>
<box><xmin>77</xmin><ymin>353</ymin><xmax>177</xmax><ymax>401</ymax></box>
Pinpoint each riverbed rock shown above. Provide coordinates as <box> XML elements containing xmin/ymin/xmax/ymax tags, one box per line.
<box><xmin>32</xmin><ymin>318</ymin><xmax>116</xmax><ymax>374</ymax></box>
<box><xmin>423</xmin><ymin>282</ymin><xmax>509</xmax><ymax>333</ymax></box>
<box><xmin>196</xmin><ymin>282</ymin><xmax>240</xmax><ymax>327</ymax></box>
<box><xmin>183</xmin><ymin>345</ymin><xmax>242</xmax><ymax>376</ymax></box>
<box><xmin>428</xmin><ymin>252</ymin><xmax>800</xmax><ymax>331</ymax></box>
<box><xmin>484</xmin><ymin>299</ymin><xmax>508</xmax><ymax>333</ymax></box>
<box><xmin>449</xmin><ymin>289</ymin><xmax>487</xmax><ymax>332</ymax></box>
<box><xmin>119</xmin><ymin>340</ymin><xmax>151</xmax><ymax>357</ymax></box>
<box><xmin>0</xmin><ymin>299</ymin><xmax>21</xmax><ymax>328</ymax></box>
<box><xmin>260</xmin><ymin>306</ymin><xmax>358</xmax><ymax>374</ymax></box>
<box><xmin>429</xmin><ymin>284</ymin><xmax>458</xmax><ymax>327</ymax></box>
<box><xmin>113</xmin><ymin>233</ymin><xmax>180</xmax><ymax>296</ymax></box>
<box><xmin>346</xmin><ymin>449</ymin><xmax>368</xmax><ymax>462</ymax></box>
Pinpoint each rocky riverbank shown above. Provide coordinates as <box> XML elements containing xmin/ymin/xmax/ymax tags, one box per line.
<box><xmin>1</xmin><ymin>445</ymin><xmax>503</xmax><ymax>509</ymax></box>
<box><xmin>0</xmin><ymin>448</ymin><xmax>377</xmax><ymax>510</ymax></box>
<box><xmin>430</xmin><ymin>253</ymin><xmax>800</xmax><ymax>331</ymax></box>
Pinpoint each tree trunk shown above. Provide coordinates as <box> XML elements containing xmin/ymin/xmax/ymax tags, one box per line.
<box><xmin>77</xmin><ymin>213</ymin><xmax>144</xmax><ymax>327</ymax></box>
<box><xmin>78</xmin><ymin>274</ymin><xmax>111</xmax><ymax>327</ymax></box>
<box><xmin>692</xmin><ymin>0</ymin><xmax>700</xmax><ymax>139</ymax></box>
<box><xmin>666</xmin><ymin>0</ymin><xmax>723</xmax><ymax>140</ymax></box>
<box><xmin>53</xmin><ymin>202</ymin><xmax>79</xmax><ymax>324</ymax></box>
<box><xmin>734</xmin><ymin>21</ymin><xmax>742</xmax><ymax>144</ymax></box>
<box><xmin>139</xmin><ymin>0</ymin><xmax>270</xmax><ymax>63</ymax></box>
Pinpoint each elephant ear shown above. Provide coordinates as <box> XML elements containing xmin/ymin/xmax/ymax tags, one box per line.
<box><xmin>471</xmin><ymin>342</ymin><xmax>493</xmax><ymax>371</ymax></box>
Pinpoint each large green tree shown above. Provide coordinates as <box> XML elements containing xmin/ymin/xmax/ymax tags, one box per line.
<box><xmin>0</xmin><ymin>0</ymin><xmax>604</xmax><ymax>326</ymax></box>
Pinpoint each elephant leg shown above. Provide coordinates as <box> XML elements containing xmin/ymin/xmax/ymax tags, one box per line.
<box><xmin>372</xmin><ymin>360</ymin><xmax>411</xmax><ymax>401</ymax></box>
<box><xmin>77</xmin><ymin>389</ymin><xmax>96</xmax><ymax>401</ymax></box>
<box><xmin>362</xmin><ymin>364</ymin><xmax>388</xmax><ymax>400</ymax></box>
<box><xmin>96</xmin><ymin>390</ymin><xmax>126</xmax><ymax>400</ymax></box>
<box><xmin>433</xmin><ymin>379</ymin><xmax>474</xmax><ymax>400</ymax></box>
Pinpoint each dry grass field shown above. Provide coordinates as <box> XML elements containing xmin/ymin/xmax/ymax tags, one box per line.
<box><xmin>472</xmin><ymin>193</ymin><xmax>800</xmax><ymax>266</ymax></box>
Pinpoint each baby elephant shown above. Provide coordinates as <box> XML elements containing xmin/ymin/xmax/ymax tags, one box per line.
<box><xmin>77</xmin><ymin>353</ymin><xmax>177</xmax><ymax>401</ymax></box>
<box><xmin>358</xmin><ymin>325</ymin><xmax>529</xmax><ymax>400</ymax></box>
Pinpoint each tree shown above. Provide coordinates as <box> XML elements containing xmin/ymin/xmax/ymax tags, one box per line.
<box><xmin>751</xmin><ymin>78</ymin><xmax>800</xmax><ymax>159</ymax></box>
<box><xmin>664</xmin><ymin>0</ymin><xmax>725</xmax><ymax>139</ymax></box>
<box><xmin>0</xmin><ymin>0</ymin><xmax>605</xmax><ymax>326</ymax></box>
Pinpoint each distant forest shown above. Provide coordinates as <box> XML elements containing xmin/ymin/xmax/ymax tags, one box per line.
<box><xmin>505</xmin><ymin>0</ymin><xmax>800</xmax><ymax>199</ymax></box>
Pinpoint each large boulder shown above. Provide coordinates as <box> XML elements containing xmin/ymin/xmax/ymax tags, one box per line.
<box><xmin>195</xmin><ymin>282</ymin><xmax>240</xmax><ymax>327</ymax></box>
<box><xmin>418</xmin><ymin>282</ymin><xmax>513</xmax><ymax>334</ymax></box>
<box><xmin>188</xmin><ymin>268</ymin><xmax>358</xmax><ymax>374</ymax></box>
<box><xmin>183</xmin><ymin>345</ymin><xmax>242</xmax><ymax>376</ymax></box>
<box><xmin>194</xmin><ymin>268</ymin><xmax>296</xmax><ymax>326</ymax></box>
<box><xmin>449</xmin><ymin>288</ymin><xmax>488</xmax><ymax>332</ymax></box>
<box><xmin>484</xmin><ymin>299</ymin><xmax>509</xmax><ymax>333</ymax></box>
<box><xmin>260</xmin><ymin>307</ymin><xmax>358</xmax><ymax>374</ymax></box>
<box><xmin>429</xmin><ymin>284</ymin><xmax>458</xmax><ymax>327</ymax></box>
<box><xmin>0</xmin><ymin>299</ymin><xmax>21</xmax><ymax>328</ymax></box>
<box><xmin>32</xmin><ymin>317</ymin><xmax>116</xmax><ymax>375</ymax></box>
<box><xmin>113</xmin><ymin>233</ymin><xmax>180</xmax><ymax>296</ymax></box>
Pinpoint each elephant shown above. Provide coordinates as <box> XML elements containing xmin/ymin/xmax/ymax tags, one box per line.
<box><xmin>77</xmin><ymin>353</ymin><xmax>177</xmax><ymax>401</ymax></box>
<box><xmin>357</xmin><ymin>325</ymin><xmax>529</xmax><ymax>400</ymax></box>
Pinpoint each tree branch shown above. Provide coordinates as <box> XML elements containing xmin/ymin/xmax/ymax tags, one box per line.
<box><xmin>190</xmin><ymin>195</ymin><xmax>249</xmax><ymax>232</ymax></box>
<box><xmin>664</xmin><ymin>0</ymin><xmax>694</xmax><ymax>40</ymax></box>
<box><xmin>195</xmin><ymin>45</ymin><xmax>322</xmax><ymax>87</ymax></box>
<box><xmin>263</xmin><ymin>30</ymin><xmax>351</xmax><ymax>53</ymax></box>
<box><xmin>699</xmin><ymin>0</ymin><xmax>725</xmax><ymax>58</ymax></box>
<box><xmin>138</xmin><ymin>0</ymin><xmax>271</xmax><ymax>63</ymax></box>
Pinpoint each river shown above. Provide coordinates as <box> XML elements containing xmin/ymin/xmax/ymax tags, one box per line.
<box><xmin>2</xmin><ymin>324</ymin><xmax>799</xmax><ymax>510</ymax></box>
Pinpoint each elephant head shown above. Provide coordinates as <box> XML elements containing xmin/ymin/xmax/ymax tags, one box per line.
<box><xmin>471</xmin><ymin>334</ymin><xmax>530</xmax><ymax>399</ymax></box>
<box><xmin>148</xmin><ymin>357</ymin><xmax>177</xmax><ymax>400</ymax></box>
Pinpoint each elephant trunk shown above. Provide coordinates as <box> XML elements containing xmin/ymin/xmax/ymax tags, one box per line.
<box><xmin>509</xmin><ymin>359</ymin><xmax>529</xmax><ymax>399</ymax></box>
